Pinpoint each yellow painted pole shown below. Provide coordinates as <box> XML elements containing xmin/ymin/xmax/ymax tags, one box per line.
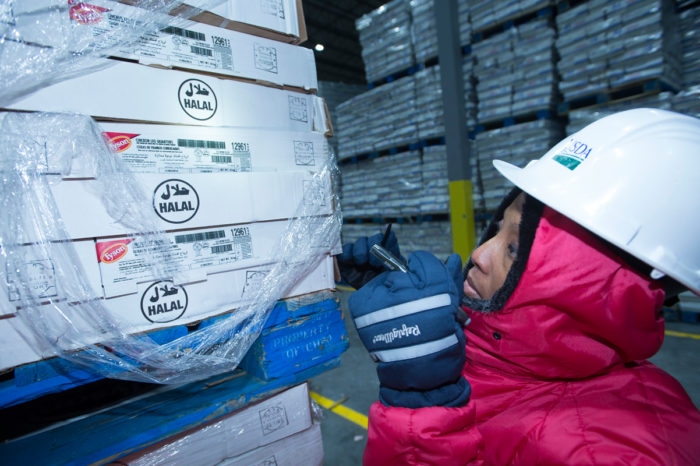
<box><xmin>449</xmin><ymin>179</ymin><xmax>477</xmax><ymax>261</ymax></box>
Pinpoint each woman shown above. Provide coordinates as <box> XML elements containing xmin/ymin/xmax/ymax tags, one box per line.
<box><xmin>342</xmin><ymin>109</ymin><xmax>700</xmax><ymax>464</ymax></box>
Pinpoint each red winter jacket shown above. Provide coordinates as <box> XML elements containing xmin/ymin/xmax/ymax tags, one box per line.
<box><xmin>364</xmin><ymin>207</ymin><xmax>700</xmax><ymax>465</ymax></box>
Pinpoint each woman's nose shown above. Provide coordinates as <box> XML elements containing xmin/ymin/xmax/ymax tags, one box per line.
<box><xmin>470</xmin><ymin>237</ymin><xmax>494</xmax><ymax>274</ymax></box>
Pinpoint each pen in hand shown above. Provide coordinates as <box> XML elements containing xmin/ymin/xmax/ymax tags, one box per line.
<box><xmin>370</xmin><ymin>223</ymin><xmax>408</xmax><ymax>273</ymax></box>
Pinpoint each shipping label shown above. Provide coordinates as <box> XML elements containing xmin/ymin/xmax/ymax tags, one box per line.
<box><xmin>293</xmin><ymin>140</ymin><xmax>314</xmax><ymax>166</ymax></box>
<box><xmin>288</xmin><ymin>96</ymin><xmax>308</xmax><ymax>123</ymax></box>
<box><xmin>102</xmin><ymin>131</ymin><xmax>252</xmax><ymax>173</ymax></box>
<box><xmin>254</xmin><ymin>43</ymin><xmax>279</xmax><ymax>74</ymax></box>
<box><xmin>5</xmin><ymin>258</ymin><xmax>58</xmax><ymax>302</ymax></box>
<box><xmin>259</xmin><ymin>402</ymin><xmax>289</xmax><ymax>435</ymax></box>
<box><xmin>71</xmin><ymin>9</ymin><xmax>236</xmax><ymax>73</ymax></box>
<box><xmin>143</xmin><ymin>25</ymin><xmax>234</xmax><ymax>73</ymax></box>
<box><xmin>97</xmin><ymin>226</ymin><xmax>254</xmax><ymax>291</ymax></box>
<box><xmin>260</xmin><ymin>0</ymin><xmax>286</xmax><ymax>19</ymax></box>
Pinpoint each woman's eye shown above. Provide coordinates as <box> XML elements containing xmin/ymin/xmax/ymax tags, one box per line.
<box><xmin>507</xmin><ymin>243</ymin><xmax>518</xmax><ymax>259</ymax></box>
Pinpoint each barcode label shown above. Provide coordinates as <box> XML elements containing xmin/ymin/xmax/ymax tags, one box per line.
<box><xmin>177</xmin><ymin>139</ymin><xmax>226</xmax><ymax>149</ymax></box>
<box><xmin>190</xmin><ymin>45</ymin><xmax>213</xmax><ymax>57</ymax></box>
<box><xmin>212</xmin><ymin>155</ymin><xmax>232</xmax><ymax>163</ymax></box>
<box><xmin>174</xmin><ymin>230</ymin><xmax>226</xmax><ymax>244</ymax></box>
<box><xmin>211</xmin><ymin>244</ymin><xmax>233</xmax><ymax>254</ymax></box>
<box><xmin>161</xmin><ymin>26</ymin><xmax>206</xmax><ymax>42</ymax></box>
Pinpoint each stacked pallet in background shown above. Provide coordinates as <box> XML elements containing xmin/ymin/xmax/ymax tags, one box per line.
<box><xmin>556</xmin><ymin>0</ymin><xmax>681</xmax><ymax>102</ymax></box>
<box><xmin>457</xmin><ymin>0</ymin><xmax>473</xmax><ymax>46</ymax></box>
<box><xmin>472</xmin><ymin>17</ymin><xmax>557</xmax><ymax>122</ymax></box>
<box><xmin>342</xmin><ymin>221</ymin><xmax>453</xmax><ymax>262</ymax></box>
<box><xmin>458</xmin><ymin>0</ymin><xmax>477</xmax><ymax>128</ymax></box>
<box><xmin>338</xmin><ymin>0</ymin><xmax>457</xmax><ymax>260</ymax></box>
<box><xmin>674</xmin><ymin>5</ymin><xmax>700</xmax><ymax>117</ymax></box>
<box><xmin>317</xmin><ymin>81</ymin><xmax>366</xmax><ymax>156</ymax></box>
<box><xmin>415</xmin><ymin>65</ymin><xmax>445</xmax><ymax>139</ymax></box>
<box><xmin>411</xmin><ymin>0</ymin><xmax>438</xmax><ymax>63</ymax></box>
<box><xmin>1</xmin><ymin>0</ymin><xmax>346</xmax><ymax>461</ymax></box>
<box><xmin>338</xmin><ymin>0</ymin><xmax>699</xmax><ymax>276</ymax></box>
<box><xmin>356</xmin><ymin>0</ymin><xmax>414</xmax><ymax>84</ymax></box>
<box><xmin>467</xmin><ymin>0</ymin><xmax>553</xmax><ymax>32</ymax></box>
<box><xmin>679</xmin><ymin>5</ymin><xmax>700</xmax><ymax>88</ymax></box>
<box><xmin>340</xmin><ymin>144</ymin><xmax>452</xmax><ymax>217</ymax></box>
<box><xmin>341</xmin><ymin>150</ymin><xmax>423</xmax><ymax>218</ymax></box>
<box><xmin>565</xmin><ymin>92</ymin><xmax>676</xmax><ymax>134</ymax></box>
<box><xmin>336</xmin><ymin>74</ymin><xmax>417</xmax><ymax>158</ymax></box>
<box><xmin>462</xmin><ymin>54</ymin><xmax>478</xmax><ymax>128</ymax></box>
<box><xmin>473</xmin><ymin>120</ymin><xmax>562</xmax><ymax>213</ymax></box>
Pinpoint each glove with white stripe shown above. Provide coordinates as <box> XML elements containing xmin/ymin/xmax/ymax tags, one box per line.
<box><xmin>348</xmin><ymin>251</ymin><xmax>471</xmax><ymax>408</ymax></box>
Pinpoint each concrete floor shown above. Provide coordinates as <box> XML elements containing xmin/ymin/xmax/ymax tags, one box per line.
<box><xmin>310</xmin><ymin>290</ymin><xmax>700</xmax><ymax>465</ymax></box>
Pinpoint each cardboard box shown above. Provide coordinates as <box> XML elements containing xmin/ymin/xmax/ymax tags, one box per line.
<box><xmin>173</xmin><ymin>0</ymin><xmax>307</xmax><ymax>45</ymax></box>
<box><xmin>17</xmin><ymin>118</ymin><xmax>330</xmax><ymax>179</ymax></box>
<box><xmin>219</xmin><ymin>421</ymin><xmax>323</xmax><ymax>466</ymax></box>
<box><xmin>6</xmin><ymin>59</ymin><xmax>328</xmax><ymax>132</ymax></box>
<box><xmin>117</xmin><ymin>383</ymin><xmax>314</xmax><ymax>465</ymax></box>
<box><xmin>0</xmin><ymin>254</ymin><xmax>335</xmax><ymax>372</ymax></box>
<box><xmin>96</xmin><ymin>219</ymin><xmax>336</xmax><ymax>298</ymax></box>
<box><xmin>23</xmin><ymin>170</ymin><xmax>331</xmax><ymax>242</ymax></box>
<box><xmin>13</xmin><ymin>0</ymin><xmax>317</xmax><ymax>91</ymax></box>
<box><xmin>93</xmin><ymin>122</ymin><xmax>330</xmax><ymax>178</ymax></box>
<box><xmin>102</xmin><ymin>253</ymin><xmax>335</xmax><ymax>331</ymax></box>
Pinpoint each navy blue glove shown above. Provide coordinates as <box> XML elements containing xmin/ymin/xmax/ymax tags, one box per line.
<box><xmin>337</xmin><ymin>230</ymin><xmax>402</xmax><ymax>290</ymax></box>
<box><xmin>348</xmin><ymin>251</ymin><xmax>471</xmax><ymax>409</ymax></box>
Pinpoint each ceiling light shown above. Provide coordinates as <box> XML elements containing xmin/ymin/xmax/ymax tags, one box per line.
<box><xmin>314</xmin><ymin>43</ymin><xmax>325</xmax><ymax>52</ymax></box>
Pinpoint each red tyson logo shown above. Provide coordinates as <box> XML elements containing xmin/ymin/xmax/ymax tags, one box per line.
<box><xmin>69</xmin><ymin>2</ymin><xmax>111</xmax><ymax>25</ymax></box>
<box><xmin>103</xmin><ymin>132</ymin><xmax>139</xmax><ymax>153</ymax></box>
<box><xmin>96</xmin><ymin>239</ymin><xmax>132</xmax><ymax>263</ymax></box>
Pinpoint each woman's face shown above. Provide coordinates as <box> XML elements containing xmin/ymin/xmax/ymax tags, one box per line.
<box><xmin>463</xmin><ymin>193</ymin><xmax>525</xmax><ymax>300</ymax></box>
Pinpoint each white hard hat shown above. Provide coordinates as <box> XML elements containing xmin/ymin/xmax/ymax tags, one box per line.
<box><xmin>493</xmin><ymin>108</ymin><xmax>700</xmax><ymax>296</ymax></box>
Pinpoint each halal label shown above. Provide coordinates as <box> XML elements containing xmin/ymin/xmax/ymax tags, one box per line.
<box><xmin>140</xmin><ymin>280</ymin><xmax>188</xmax><ymax>323</ymax></box>
<box><xmin>153</xmin><ymin>179</ymin><xmax>200</xmax><ymax>224</ymax></box>
<box><xmin>178</xmin><ymin>79</ymin><xmax>217</xmax><ymax>121</ymax></box>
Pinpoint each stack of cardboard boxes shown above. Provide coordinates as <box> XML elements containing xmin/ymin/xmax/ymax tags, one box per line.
<box><xmin>1</xmin><ymin>2</ymin><xmax>340</xmax><ymax>450</ymax></box>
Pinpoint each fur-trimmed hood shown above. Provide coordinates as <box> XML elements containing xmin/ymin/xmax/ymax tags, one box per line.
<box><xmin>462</xmin><ymin>202</ymin><xmax>666</xmax><ymax>380</ymax></box>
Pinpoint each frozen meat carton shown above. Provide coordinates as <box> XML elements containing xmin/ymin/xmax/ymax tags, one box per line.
<box><xmin>93</xmin><ymin>122</ymin><xmax>330</xmax><ymax>178</ymax></box>
<box><xmin>96</xmin><ymin>218</ymin><xmax>338</xmax><ymax>298</ymax></box>
<box><xmin>0</xmin><ymin>254</ymin><xmax>335</xmax><ymax>372</ymax></box>
<box><xmin>13</xmin><ymin>0</ymin><xmax>316</xmax><ymax>91</ymax></box>
<box><xmin>6</xmin><ymin>60</ymin><xmax>328</xmax><ymax>132</ymax></box>
<box><xmin>23</xmin><ymin>169</ymin><xmax>332</xmax><ymax>242</ymax></box>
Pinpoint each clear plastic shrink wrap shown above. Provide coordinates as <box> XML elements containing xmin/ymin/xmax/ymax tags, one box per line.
<box><xmin>0</xmin><ymin>2</ymin><xmax>342</xmax><ymax>384</ymax></box>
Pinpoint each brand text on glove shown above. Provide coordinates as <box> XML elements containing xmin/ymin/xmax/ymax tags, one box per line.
<box><xmin>372</xmin><ymin>324</ymin><xmax>421</xmax><ymax>344</ymax></box>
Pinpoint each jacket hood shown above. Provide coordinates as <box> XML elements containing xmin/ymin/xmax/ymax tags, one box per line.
<box><xmin>463</xmin><ymin>205</ymin><xmax>666</xmax><ymax>380</ymax></box>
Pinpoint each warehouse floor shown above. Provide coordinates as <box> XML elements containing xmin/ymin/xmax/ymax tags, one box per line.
<box><xmin>310</xmin><ymin>289</ymin><xmax>700</xmax><ymax>465</ymax></box>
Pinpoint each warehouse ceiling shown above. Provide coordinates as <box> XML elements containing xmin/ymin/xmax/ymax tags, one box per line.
<box><xmin>301</xmin><ymin>0</ymin><xmax>388</xmax><ymax>84</ymax></box>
